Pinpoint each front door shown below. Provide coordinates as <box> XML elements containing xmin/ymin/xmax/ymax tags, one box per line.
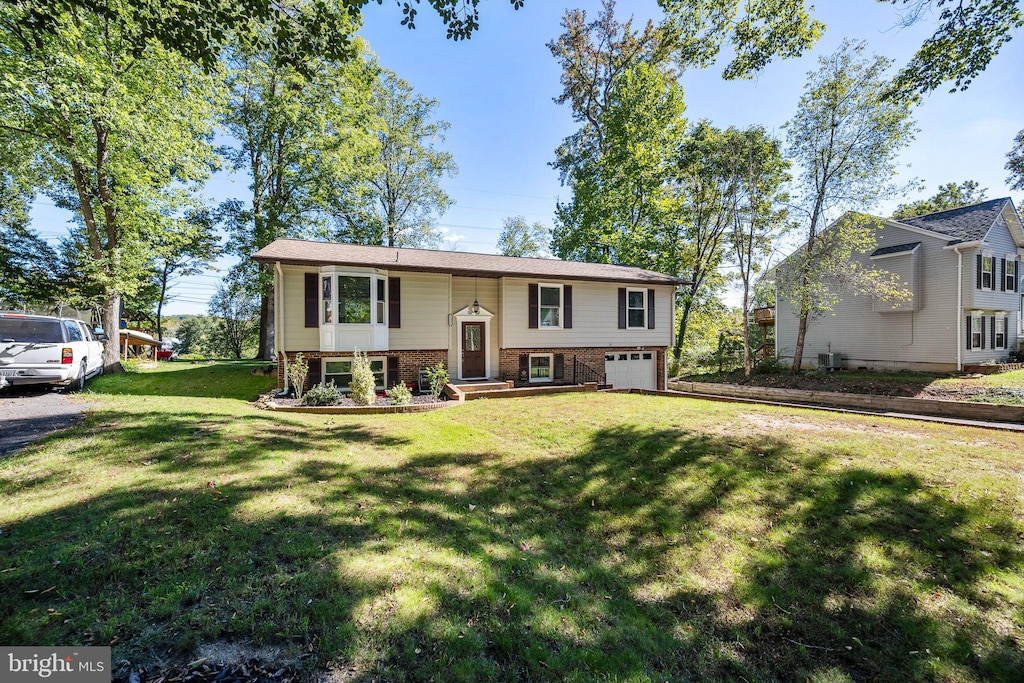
<box><xmin>462</xmin><ymin>322</ymin><xmax>486</xmax><ymax>378</ymax></box>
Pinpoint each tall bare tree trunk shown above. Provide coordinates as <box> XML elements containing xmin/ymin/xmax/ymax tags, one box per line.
<box><xmin>792</xmin><ymin>312</ymin><xmax>809</xmax><ymax>373</ymax></box>
<box><xmin>256</xmin><ymin>273</ymin><xmax>273</xmax><ymax>360</ymax></box>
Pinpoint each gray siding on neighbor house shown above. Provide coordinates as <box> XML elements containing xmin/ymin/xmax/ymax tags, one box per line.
<box><xmin>961</xmin><ymin>215</ymin><xmax>1021</xmax><ymax>363</ymax></box>
<box><xmin>776</xmin><ymin>223</ymin><xmax>961</xmax><ymax>370</ymax></box>
<box><xmin>501</xmin><ymin>277</ymin><xmax>674</xmax><ymax>350</ymax></box>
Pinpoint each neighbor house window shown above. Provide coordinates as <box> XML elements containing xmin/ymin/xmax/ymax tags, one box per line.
<box><xmin>981</xmin><ymin>256</ymin><xmax>994</xmax><ymax>290</ymax></box>
<box><xmin>323</xmin><ymin>357</ymin><xmax>385</xmax><ymax>390</ymax></box>
<box><xmin>338</xmin><ymin>276</ymin><xmax>371</xmax><ymax>324</ymax></box>
<box><xmin>529</xmin><ymin>354</ymin><xmax>553</xmax><ymax>382</ymax></box>
<box><xmin>627</xmin><ymin>288</ymin><xmax>646</xmax><ymax>328</ymax></box>
<box><xmin>1007</xmin><ymin>259</ymin><xmax>1017</xmax><ymax>292</ymax></box>
<box><xmin>971</xmin><ymin>315</ymin><xmax>983</xmax><ymax>349</ymax></box>
<box><xmin>995</xmin><ymin>316</ymin><xmax>1007</xmax><ymax>349</ymax></box>
<box><xmin>539</xmin><ymin>285</ymin><xmax>561</xmax><ymax>328</ymax></box>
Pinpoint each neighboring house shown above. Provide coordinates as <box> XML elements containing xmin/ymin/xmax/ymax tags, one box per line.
<box><xmin>775</xmin><ymin>198</ymin><xmax>1024</xmax><ymax>372</ymax></box>
<box><xmin>252</xmin><ymin>239</ymin><xmax>683</xmax><ymax>392</ymax></box>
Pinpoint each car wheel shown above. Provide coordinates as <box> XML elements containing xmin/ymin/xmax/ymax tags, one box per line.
<box><xmin>68</xmin><ymin>361</ymin><xmax>86</xmax><ymax>392</ymax></box>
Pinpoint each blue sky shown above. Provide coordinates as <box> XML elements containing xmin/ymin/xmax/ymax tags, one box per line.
<box><xmin>29</xmin><ymin>0</ymin><xmax>1024</xmax><ymax>315</ymax></box>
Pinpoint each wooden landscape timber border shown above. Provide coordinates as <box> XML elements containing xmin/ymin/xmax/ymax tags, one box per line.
<box><xmin>664</xmin><ymin>381</ymin><xmax>1024</xmax><ymax>424</ymax></box>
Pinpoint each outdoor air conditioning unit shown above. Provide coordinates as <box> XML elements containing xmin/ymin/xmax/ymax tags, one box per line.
<box><xmin>817</xmin><ymin>353</ymin><xmax>843</xmax><ymax>370</ymax></box>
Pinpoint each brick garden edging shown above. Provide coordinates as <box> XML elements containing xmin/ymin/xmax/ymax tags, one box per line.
<box><xmin>665</xmin><ymin>381</ymin><xmax>1024</xmax><ymax>424</ymax></box>
<box><xmin>263</xmin><ymin>400</ymin><xmax>454</xmax><ymax>415</ymax></box>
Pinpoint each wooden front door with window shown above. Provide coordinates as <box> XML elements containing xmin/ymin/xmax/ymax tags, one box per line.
<box><xmin>462</xmin><ymin>322</ymin><xmax>486</xmax><ymax>378</ymax></box>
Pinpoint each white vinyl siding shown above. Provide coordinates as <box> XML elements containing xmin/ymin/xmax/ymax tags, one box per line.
<box><xmin>448</xmin><ymin>276</ymin><xmax>500</xmax><ymax>378</ymax></box>
<box><xmin>502</xmin><ymin>278</ymin><xmax>673</xmax><ymax>349</ymax></box>
<box><xmin>282</xmin><ymin>266</ymin><xmax>320</xmax><ymax>351</ymax></box>
<box><xmin>389</xmin><ymin>272</ymin><xmax>451</xmax><ymax>351</ymax></box>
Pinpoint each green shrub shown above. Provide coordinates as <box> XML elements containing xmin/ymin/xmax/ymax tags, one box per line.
<box><xmin>121</xmin><ymin>359</ymin><xmax>142</xmax><ymax>374</ymax></box>
<box><xmin>349</xmin><ymin>350</ymin><xmax>377</xmax><ymax>406</ymax></box>
<box><xmin>424</xmin><ymin>362</ymin><xmax>449</xmax><ymax>400</ymax></box>
<box><xmin>288</xmin><ymin>353</ymin><xmax>309</xmax><ymax>400</ymax></box>
<box><xmin>385</xmin><ymin>382</ymin><xmax>412</xmax><ymax>406</ymax></box>
<box><xmin>301</xmin><ymin>382</ymin><xmax>342</xmax><ymax>406</ymax></box>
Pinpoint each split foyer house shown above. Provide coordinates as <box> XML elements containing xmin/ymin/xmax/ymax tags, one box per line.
<box><xmin>774</xmin><ymin>198</ymin><xmax>1024</xmax><ymax>372</ymax></box>
<box><xmin>252</xmin><ymin>239</ymin><xmax>683</xmax><ymax>392</ymax></box>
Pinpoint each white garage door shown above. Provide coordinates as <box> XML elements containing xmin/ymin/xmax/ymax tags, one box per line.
<box><xmin>604</xmin><ymin>351</ymin><xmax>656</xmax><ymax>390</ymax></box>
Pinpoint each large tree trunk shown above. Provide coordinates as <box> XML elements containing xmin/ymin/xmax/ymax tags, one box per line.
<box><xmin>256</xmin><ymin>272</ymin><xmax>274</xmax><ymax>360</ymax></box>
<box><xmin>673</xmin><ymin>296</ymin><xmax>694</xmax><ymax>359</ymax></box>
<box><xmin>742</xmin><ymin>288</ymin><xmax>752</xmax><ymax>377</ymax></box>
<box><xmin>100</xmin><ymin>292</ymin><xmax>124</xmax><ymax>373</ymax></box>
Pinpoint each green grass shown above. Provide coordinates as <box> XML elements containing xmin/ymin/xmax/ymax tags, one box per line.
<box><xmin>2</xmin><ymin>362</ymin><xmax>1022</xmax><ymax>681</ymax></box>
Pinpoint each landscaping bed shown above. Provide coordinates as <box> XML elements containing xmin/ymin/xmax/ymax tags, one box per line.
<box><xmin>680</xmin><ymin>367</ymin><xmax>1024</xmax><ymax>405</ymax></box>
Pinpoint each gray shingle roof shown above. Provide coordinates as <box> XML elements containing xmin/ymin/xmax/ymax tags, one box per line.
<box><xmin>895</xmin><ymin>198</ymin><xmax>1009</xmax><ymax>243</ymax></box>
<box><xmin>870</xmin><ymin>241</ymin><xmax>920</xmax><ymax>258</ymax></box>
<box><xmin>252</xmin><ymin>239</ymin><xmax>685</xmax><ymax>286</ymax></box>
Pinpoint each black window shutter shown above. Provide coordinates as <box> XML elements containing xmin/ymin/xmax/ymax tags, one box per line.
<box><xmin>965</xmin><ymin>315</ymin><xmax>971</xmax><ymax>349</ymax></box>
<box><xmin>528</xmin><ymin>284</ymin><xmax>539</xmax><ymax>329</ymax></box>
<box><xmin>564</xmin><ymin>285</ymin><xmax>573</xmax><ymax>329</ymax></box>
<box><xmin>618</xmin><ymin>288</ymin><xmax>627</xmax><ymax>329</ymax></box>
<box><xmin>1000</xmin><ymin>259</ymin><xmax>1006</xmax><ymax>291</ymax></box>
<box><xmin>647</xmin><ymin>289</ymin><xmax>655</xmax><ymax>330</ymax></box>
<box><xmin>388</xmin><ymin>277</ymin><xmax>401</xmax><ymax>329</ymax></box>
<box><xmin>387</xmin><ymin>356</ymin><xmax>400</xmax><ymax>387</ymax></box>
<box><xmin>554</xmin><ymin>353</ymin><xmax>564</xmax><ymax>380</ymax></box>
<box><xmin>307</xmin><ymin>357</ymin><xmax>322</xmax><ymax>390</ymax></box>
<box><xmin>976</xmin><ymin>254</ymin><xmax>982</xmax><ymax>289</ymax></box>
<box><xmin>519</xmin><ymin>354</ymin><xmax>530</xmax><ymax>381</ymax></box>
<box><xmin>980</xmin><ymin>316</ymin><xmax>986</xmax><ymax>349</ymax></box>
<box><xmin>304</xmin><ymin>274</ymin><xmax>317</xmax><ymax>328</ymax></box>
<box><xmin>990</xmin><ymin>316</ymin><xmax>996</xmax><ymax>349</ymax></box>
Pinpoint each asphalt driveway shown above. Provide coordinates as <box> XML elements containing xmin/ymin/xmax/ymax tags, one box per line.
<box><xmin>0</xmin><ymin>387</ymin><xmax>92</xmax><ymax>457</ymax></box>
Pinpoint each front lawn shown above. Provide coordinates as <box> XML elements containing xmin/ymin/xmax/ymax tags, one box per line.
<box><xmin>1</xmin><ymin>363</ymin><xmax>1021</xmax><ymax>681</ymax></box>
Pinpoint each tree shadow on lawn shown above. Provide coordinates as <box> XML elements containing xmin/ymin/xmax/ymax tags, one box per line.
<box><xmin>88</xmin><ymin>362</ymin><xmax>276</xmax><ymax>401</ymax></box>
<box><xmin>0</xmin><ymin>420</ymin><xmax>1020</xmax><ymax>681</ymax></box>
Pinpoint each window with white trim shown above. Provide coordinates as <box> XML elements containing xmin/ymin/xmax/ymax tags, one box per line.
<box><xmin>1006</xmin><ymin>259</ymin><xmax>1017</xmax><ymax>291</ymax></box>
<box><xmin>981</xmin><ymin>256</ymin><xmax>994</xmax><ymax>290</ymax></box>
<box><xmin>376</xmin><ymin>278</ymin><xmax>387</xmax><ymax>325</ymax></box>
<box><xmin>539</xmin><ymin>284</ymin><xmax>561</xmax><ymax>328</ymax></box>
<box><xmin>529</xmin><ymin>353</ymin><xmax>553</xmax><ymax>382</ymax></box>
<box><xmin>323</xmin><ymin>357</ymin><xmax>386</xmax><ymax>390</ymax></box>
<box><xmin>626</xmin><ymin>288</ymin><xmax>646</xmax><ymax>328</ymax></box>
<box><xmin>322</xmin><ymin>276</ymin><xmax>333</xmax><ymax>324</ymax></box>
<box><xmin>995</xmin><ymin>315</ymin><xmax>1007</xmax><ymax>349</ymax></box>
<box><xmin>338</xmin><ymin>276</ymin><xmax>371</xmax><ymax>324</ymax></box>
<box><xmin>970</xmin><ymin>315</ymin><xmax>983</xmax><ymax>349</ymax></box>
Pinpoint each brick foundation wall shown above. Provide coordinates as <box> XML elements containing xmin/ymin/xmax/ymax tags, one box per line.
<box><xmin>278</xmin><ymin>350</ymin><xmax>447</xmax><ymax>392</ymax></box>
<box><xmin>498</xmin><ymin>347</ymin><xmax>667</xmax><ymax>390</ymax></box>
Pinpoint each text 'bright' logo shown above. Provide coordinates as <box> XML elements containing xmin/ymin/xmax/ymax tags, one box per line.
<box><xmin>7</xmin><ymin>652</ymin><xmax>104</xmax><ymax>678</ymax></box>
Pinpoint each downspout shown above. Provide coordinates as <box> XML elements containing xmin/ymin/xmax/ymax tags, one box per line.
<box><xmin>955</xmin><ymin>247</ymin><xmax>963</xmax><ymax>372</ymax></box>
<box><xmin>275</xmin><ymin>261</ymin><xmax>288</xmax><ymax>394</ymax></box>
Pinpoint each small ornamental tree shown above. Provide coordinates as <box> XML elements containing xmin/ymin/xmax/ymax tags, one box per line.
<box><xmin>288</xmin><ymin>353</ymin><xmax>309</xmax><ymax>400</ymax></box>
<box><xmin>349</xmin><ymin>350</ymin><xmax>377</xmax><ymax>406</ymax></box>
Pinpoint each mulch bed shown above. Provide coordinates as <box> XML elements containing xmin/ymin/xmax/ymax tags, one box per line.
<box><xmin>269</xmin><ymin>394</ymin><xmax>443</xmax><ymax>408</ymax></box>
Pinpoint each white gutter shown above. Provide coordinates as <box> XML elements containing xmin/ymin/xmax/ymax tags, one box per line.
<box><xmin>275</xmin><ymin>261</ymin><xmax>288</xmax><ymax>393</ymax></box>
<box><xmin>944</xmin><ymin>240</ymin><xmax>984</xmax><ymax>372</ymax></box>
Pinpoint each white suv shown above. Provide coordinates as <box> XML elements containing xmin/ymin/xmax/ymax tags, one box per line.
<box><xmin>0</xmin><ymin>313</ymin><xmax>106</xmax><ymax>391</ymax></box>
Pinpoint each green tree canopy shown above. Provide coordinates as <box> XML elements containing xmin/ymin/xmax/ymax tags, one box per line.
<box><xmin>1008</xmin><ymin>130</ymin><xmax>1024</xmax><ymax>191</ymax></box>
<box><xmin>892</xmin><ymin>180</ymin><xmax>988</xmax><ymax>219</ymax></box>
<box><xmin>330</xmin><ymin>69</ymin><xmax>457</xmax><ymax>249</ymax></box>
<box><xmin>781</xmin><ymin>40</ymin><xmax>917</xmax><ymax>372</ymax></box>
<box><xmin>496</xmin><ymin>216</ymin><xmax>549</xmax><ymax>257</ymax></box>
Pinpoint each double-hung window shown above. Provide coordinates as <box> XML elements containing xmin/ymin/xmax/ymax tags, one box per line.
<box><xmin>1006</xmin><ymin>259</ymin><xmax>1017</xmax><ymax>292</ymax></box>
<box><xmin>995</xmin><ymin>316</ymin><xmax>1007</xmax><ymax>349</ymax></box>
<box><xmin>376</xmin><ymin>279</ymin><xmax>387</xmax><ymax>325</ymax></box>
<box><xmin>323</xmin><ymin>357</ymin><xmax>385</xmax><ymax>390</ymax></box>
<box><xmin>981</xmin><ymin>255</ymin><xmax>994</xmax><ymax>290</ymax></box>
<box><xmin>529</xmin><ymin>353</ymin><xmax>553</xmax><ymax>382</ymax></box>
<box><xmin>626</xmin><ymin>288</ymin><xmax>646</xmax><ymax>328</ymax></box>
<box><xmin>970</xmin><ymin>315</ymin><xmax>983</xmax><ymax>349</ymax></box>
<box><xmin>539</xmin><ymin>285</ymin><xmax>561</xmax><ymax>328</ymax></box>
